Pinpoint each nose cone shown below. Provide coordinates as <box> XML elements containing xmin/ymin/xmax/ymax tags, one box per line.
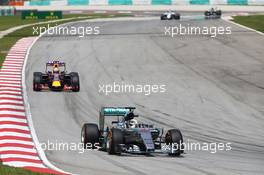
<box><xmin>52</xmin><ymin>80</ymin><xmax>61</xmax><ymax>87</ymax></box>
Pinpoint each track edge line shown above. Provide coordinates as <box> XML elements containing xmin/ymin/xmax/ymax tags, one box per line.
<box><xmin>22</xmin><ymin>36</ymin><xmax>73</xmax><ymax>175</ymax></box>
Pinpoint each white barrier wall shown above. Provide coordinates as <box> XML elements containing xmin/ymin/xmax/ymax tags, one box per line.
<box><xmin>210</xmin><ymin>0</ymin><xmax>227</xmax><ymax>4</ymax></box>
<box><xmin>133</xmin><ymin>0</ymin><xmax>151</xmax><ymax>5</ymax></box>
<box><xmin>50</xmin><ymin>0</ymin><xmax>67</xmax><ymax>6</ymax></box>
<box><xmin>248</xmin><ymin>0</ymin><xmax>264</xmax><ymax>4</ymax></box>
<box><xmin>89</xmin><ymin>0</ymin><xmax>108</xmax><ymax>5</ymax></box>
<box><xmin>171</xmin><ymin>0</ymin><xmax>189</xmax><ymax>5</ymax></box>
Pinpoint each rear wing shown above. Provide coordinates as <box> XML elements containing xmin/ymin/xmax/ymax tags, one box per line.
<box><xmin>45</xmin><ymin>61</ymin><xmax>66</xmax><ymax>73</ymax></box>
<box><xmin>99</xmin><ymin>107</ymin><xmax>135</xmax><ymax>131</ymax></box>
<box><xmin>46</xmin><ymin>61</ymin><xmax>65</xmax><ymax>67</ymax></box>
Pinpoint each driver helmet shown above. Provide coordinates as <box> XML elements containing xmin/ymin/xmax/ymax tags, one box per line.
<box><xmin>129</xmin><ymin>119</ymin><xmax>138</xmax><ymax>128</ymax></box>
<box><xmin>53</xmin><ymin>64</ymin><xmax>60</xmax><ymax>73</ymax></box>
<box><xmin>53</xmin><ymin>67</ymin><xmax>59</xmax><ymax>73</ymax></box>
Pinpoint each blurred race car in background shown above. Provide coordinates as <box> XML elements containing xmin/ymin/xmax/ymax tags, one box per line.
<box><xmin>161</xmin><ymin>11</ymin><xmax>180</xmax><ymax>20</ymax></box>
<box><xmin>81</xmin><ymin>107</ymin><xmax>184</xmax><ymax>156</ymax></box>
<box><xmin>33</xmin><ymin>61</ymin><xmax>80</xmax><ymax>92</ymax></box>
<box><xmin>204</xmin><ymin>8</ymin><xmax>222</xmax><ymax>19</ymax></box>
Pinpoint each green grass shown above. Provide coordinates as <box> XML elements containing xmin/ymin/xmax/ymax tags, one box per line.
<box><xmin>0</xmin><ymin>163</ymin><xmax>52</xmax><ymax>175</ymax></box>
<box><xmin>0</xmin><ymin>13</ymin><xmax>132</xmax><ymax>67</ymax></box>
<box><xmin>232</xmin><ymin>15</ymin><xmax>264</xmax><ymax>33</ymax></box>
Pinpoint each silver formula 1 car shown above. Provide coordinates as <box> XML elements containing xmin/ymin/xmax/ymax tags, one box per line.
<box><xmin>81</xmin><ymin>107</ymin><xmax>184</xmax><ymax>156</ymax></box>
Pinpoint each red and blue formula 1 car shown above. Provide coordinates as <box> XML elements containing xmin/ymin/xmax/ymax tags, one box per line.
<box><xmin>33</xmin><ymin>61</ymin><xmax>80</xmax><ymax>92</ymax></box>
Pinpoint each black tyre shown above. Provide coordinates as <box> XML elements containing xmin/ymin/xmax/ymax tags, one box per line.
<box><xmin>81</xmin><ymin>123</ymin><xmax>100</xmax><ymax>149</ymax></box>
<box><xmin>165</xmin><ymin>129</ymin><xmax>184</xmax><ymax>156</ymax></box>
<box><xmin>70</xmin><ymin>72</ymin><xmax>80</xmax><ymax>92</ymax></box>
<box><xmin>174</xmin><ymin>14</ymin><xmax>180</xmax><ymax>20</ymax></box>
<box><xmin>216</xmin><ymin>10</ymin><xmax>222</xmax><ymax>16</ymax></box>
<box><xmin>204</xmin><ymin>11</ymin><xmax>210</xmax><ymax>16</ymax></box>
<box><xmin>33</xmin><ymin>72</ymin><xmax>42</xmax><ymax>91</ymax></box>
<box><xmin>108</xmin><ymin>128</ymin><xmax>124</xmax><ymax>155</ymax></box>
<box><xmin>160</xmin><ymin>16</ymin><xmax>165</xmax><ymax>20</ymax></box>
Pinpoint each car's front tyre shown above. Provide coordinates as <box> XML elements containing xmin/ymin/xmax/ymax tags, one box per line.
<box><xmin>107</xmin><ymin>128</ymin><xmax>124</xmax><ymax>155</ymax></box>
<box><xmin>165</xmin><ymin>129</ymin><xmax>184</xmax><ymax>156</ymax></box>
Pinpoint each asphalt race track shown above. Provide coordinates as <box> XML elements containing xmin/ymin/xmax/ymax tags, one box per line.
<box><xmin>26</xmin><ymin>17</ymin><xmax>264</xmax><ymax>175</ymax></box>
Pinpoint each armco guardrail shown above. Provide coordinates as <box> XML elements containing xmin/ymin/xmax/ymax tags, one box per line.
<box><xmin>23</xmin><ymin>0</ymin><xmax>264</xmax><ymax>5</ymax></box>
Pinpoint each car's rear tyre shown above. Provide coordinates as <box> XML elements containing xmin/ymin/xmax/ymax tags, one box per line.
<box><xmin>33</xmin><ymin>72</ymin><xmax>42</xmax><ymax>91</ymax></box>
<box><xmin>174</xmin><ymin>14</ymin><xmax>180</xmax><ymax>20</ymax></box>
<box><xmin>216</xmin><ymin>10</ymin><xmax>222</xmax><ymax>16</ymax></box>
<box><xmin>81</xmin><ymin>123</ymin><xmax>100</xmax><ymax>149</ymax></box>
<box><xmin>108</xmin><ymin>128</ymin><xmax>124</xmax><ymax>155</ymax></box>
<box><xmin>70</xmin><ymin>72</ymin><xmax>80</xmax><ymax>92</ymax></box>
<box><xmin>165</xmin><ymin>129</ymin><xmax>184</xmax><ymax>156</ymax></box>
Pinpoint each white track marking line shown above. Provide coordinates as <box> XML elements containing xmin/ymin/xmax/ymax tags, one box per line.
<box><xmin>4</xmin><ymin>60</ymin><xmax>24</xmax><ymax>63</ymax></box>
<box><xmin>0</xmin><ymin>100</ymin><xmax>23</xmax><ymax>104</ymax></box>
<box><xmin>1</xmin><ymin>68</ymin><xmax>22</xmax><ymax>71</ymax></box>
<box><xmin>0</xmin><ymin>94</ymin><xmax>22</xmax><ymax>98</ymax></box>
<box><xmin>0</xmin><ymin>111</ymin><xmax>25</xmax><ymax>116</ymax></box>
<box><xmin>0</xmin><ymin>154</ymin><xmax>40</xmax><ymax>160</ymax></box>
<box><xmin>0</xmin><ymin>77</ymin><xmax>21</xmax><ymax>81</ymax></box>
<box><xmin>0</xmin><ymin>72</ymin><xmax>22</xmax><ymax>75</ymax></box>
<box><xmin>0</xmin><ymin>82</ymin><xmax>22</xmax><ymax>86</ymax></box>
<box><xmin>3</xmin><ymin>162</ymin><xmax>45</xmax><ymax>168</ymax></box>
<box><xmin>0</xmin><ymin>140</ymin><xmax>34</xmax><ymax>146</ymax></box>
<box><xmin>0</xmin><ymin>87</ymin><xmax>21</xmax><ymax>90</ymax></box>
<box><xmin>3</xmin><ymin>65</ymin><xmax>23</xmax><ymax>68</ymax></box>
<box><xmin>0</xmin><ymin>118</ymin><xmax>27</xmax><ymax>123</ymax></box>
<box><xmin>0</xmin><ymin>76</ymin><xmax>21</xmax><ymax>80</ymax></box>
<box><xmin>0</xmin><ymin>105</ymin><xmax>24</xmax><ymax>109</ymax></box>
<box><xmin>0</xmin><ymin>132</ymin><xmax>31</xmax><ymax>138</ymax></box>
<box><xmin>0</xmin><ymin>84</ymin><xmax>21</xmax><ymax>87</ymax></box>
<box><xmin>0</xmin><ymin>92</ymin><xmax>22</xmax><ymax>95</ymax></box>
<box><xmin>5</xmin><ymin>57</ymin><xmax>24</xmax><ymax>60</ymax></box>
<box><xmin>23</xmin><ymin>37</ymin><xmax>71</xmax><ymax>174</ymax></box>
<box><xmin>3</xmin><ymin>64</ymin><xmax>23</xmax><ymax>67</ymax></box>
<box><xmin>0</xmin><ymin>125</ymin><xmax>29</xmax><ymax>131</ymax></box>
